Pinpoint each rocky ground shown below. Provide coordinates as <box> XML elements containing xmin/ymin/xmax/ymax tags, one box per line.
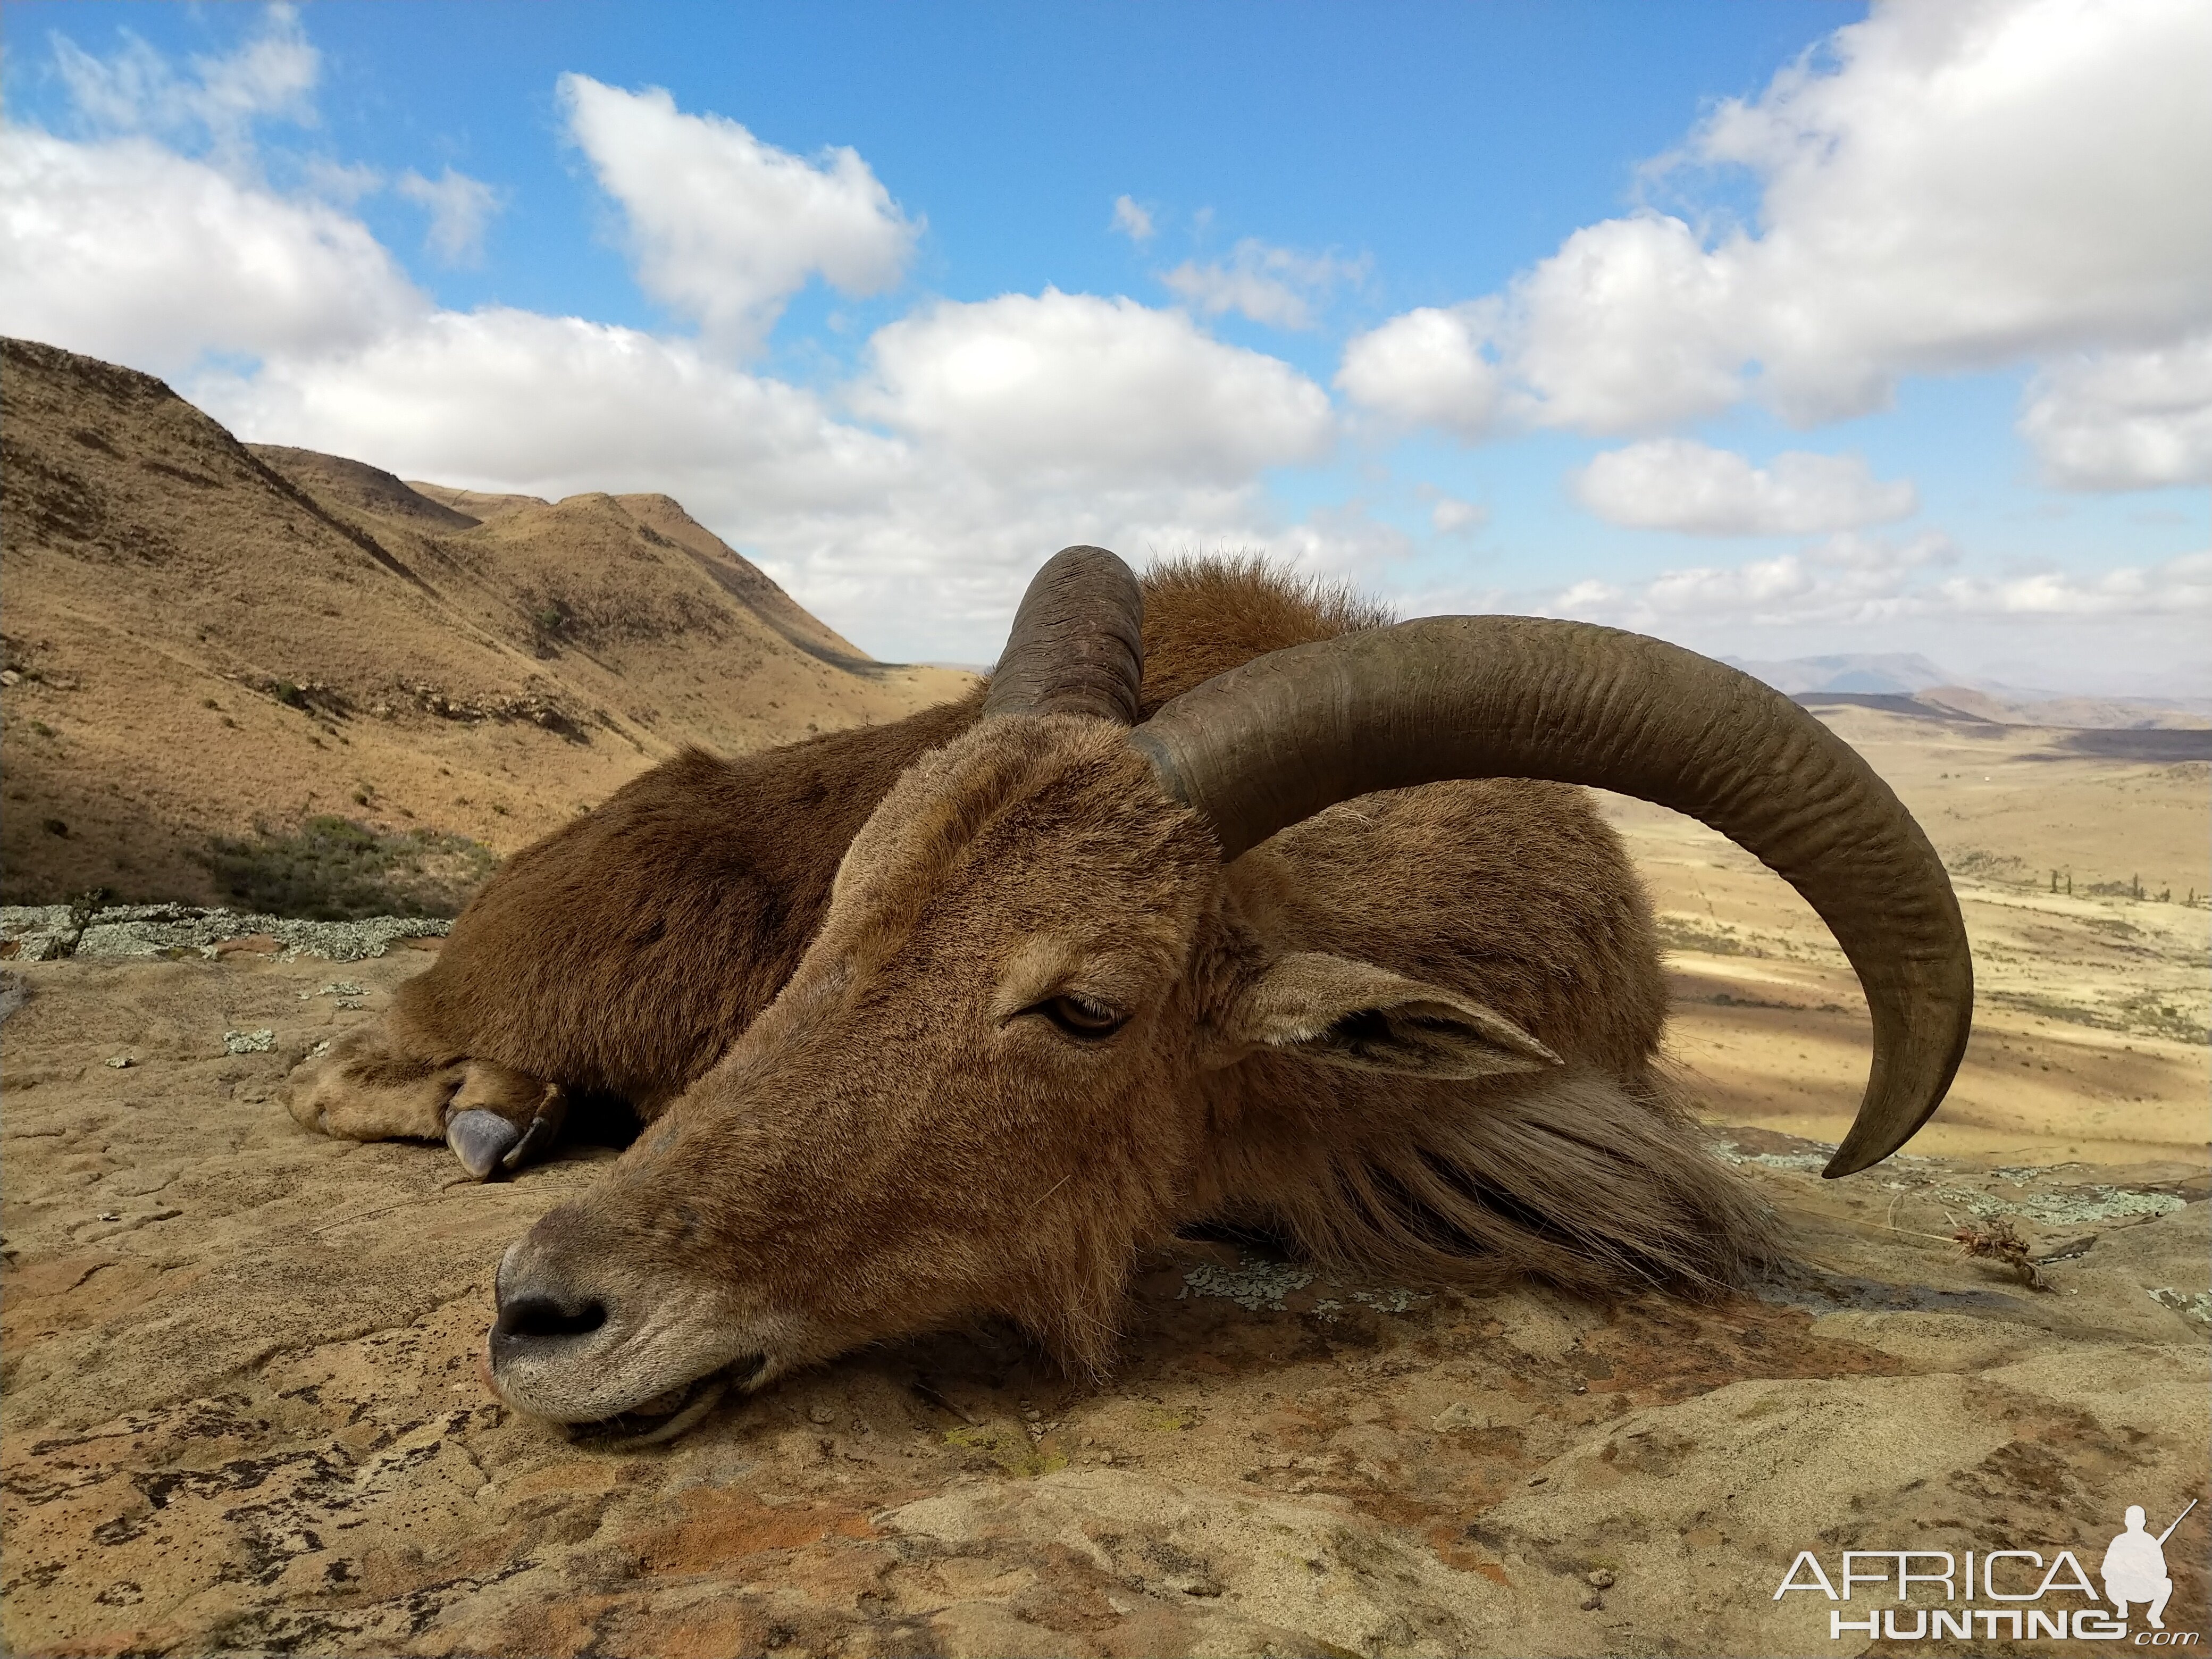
<box><xmin>2</xmin><ymin>937</ymin><xmax>2205</xmax><ymax>1658</ymax></box>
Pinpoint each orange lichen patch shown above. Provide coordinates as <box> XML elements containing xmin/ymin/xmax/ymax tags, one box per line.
<box><xmin>622</xmin><ymin>1488</ymin><xmax>879</xmax><ymax>1578</ymax></box>
<box><xmin>449</xmin><ymin>1591</ymin><xmax>623</xmax><ymax>1659</ymax></box>
<box><xmin>2</xmin><ymin>1255</ymin><xmax>120</xmax><ymax>1301</ymax></box>
<box><xmin>1426</xmin><ymin>1520</ymin><xmax>1514</xmax><ymax>1582</ymax></box>
<box><xmin>1573</xmin><ymin>1296</ymin><xmax>1906</xmax><ymax>1405</ymax></box>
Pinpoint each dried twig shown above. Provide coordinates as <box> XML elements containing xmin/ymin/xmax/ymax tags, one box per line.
<box><xmin>1954</xmin><ymin>1217</ymin><xmax>2049</xmax><ymax>1291</ymax></box>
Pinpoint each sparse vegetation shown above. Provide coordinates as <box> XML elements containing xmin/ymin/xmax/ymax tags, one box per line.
<box><xmin>200</xmin><ymin>815</ymin><xmax>496</xmax><ymax>920</ymax></box>
<box><xmin>1653</xmin><ymin>915</ymin><xmax>1758</xmax><ymax>958</ymax></box>
<box><xmin>1946</xmin><ymin>846</ymin><xmax>2030</xmax><ymax>884</ymax></box>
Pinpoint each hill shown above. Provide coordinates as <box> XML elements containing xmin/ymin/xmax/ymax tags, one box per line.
<box><xmin>1720</xmin><ymin>649</ymin><xmax>1951</xmax><ymax>696</ymax></box>
<box><xmin>1726</xmin><ymin>650</ymin><xmax>2212</xmax><ymax>728</ymax></box>
<box><xmin>0</xmin><ymin>337</ymin><xmax>971</xmax><ymax>912</ymax></box>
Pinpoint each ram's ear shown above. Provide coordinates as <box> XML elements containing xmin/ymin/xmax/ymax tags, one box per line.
<box><xmin>1217</xmin><ymin>951</ymin><xmax>1562</xmax><ymax>1079</ymax></box>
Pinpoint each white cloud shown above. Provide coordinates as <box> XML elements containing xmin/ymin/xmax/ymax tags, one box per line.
<box><xmin>851</xmin><ymin>289</ymin><xmax>1334</xmax><ymax>487</ymax></box>
<box><xmin>1933</xmin><ymin>549</ymin><xmax>2212</xmax><ymax>617</ymax></box>
<box><xmin>1429</xmin><ymin>495</ymin><xmax>1486</xmax><ymax>535</ymax></box>
<box><xmin>2018</xmin><ymin>332</ymin><xmax>2212</xmax><ymax>490</ymax></box>
<box><xmin>195</xmin><ymin>308</ymin><xmax>899</xmax><ymax>507</ymax></box>
<box><xmin>49</xmin><ymin>3</ymin><xmax>317</xmax><ymax>167</ymax></box>
<box><xmin>1335</xmin><ymin>303</ymin><xmax>1506</xmax><ymax>438</ymax></box>
<box><xmin>1574</xmin><ymin>439</ymin><xmax>1917</xmax><ymax>535</ymax></box>
<box><xmin>395</xmin><ymin>166</ymin><xmax>502</xmax><ymax>266</ymax></box>
<box><xmin>1622</xmin><ymin>531</ymin><xmax>1957</xmax><ymax>623</ymax></box>
<box><xmin>1341</xmin><ymin>0</ymin><xmax>2212</xmax><ymax>442</ymax></box>
<box><xmin>1160</xmin><ymin>238</ymin><xmax>1365</xmax><ymax>330</ymax></box>
<box><xmin>1111</xmin><ymin>195</ymin><xmax>1155</xmax><ymax>242</ymax></box>
<box><xmin>1504</xmin><ymin>216</ymin><xmax>1747</xmax><ymax>433</ymax></box>
<box><xmin>0</xmin><ymin>129</ymin><xmax>423</xmax><ymax>375</ymax></box>
<box><xmin>558</xmin><ymin>74</ymin><xmax>918</xmax><ymax>352</ymax></box>
<box><xmin>1551</xmin><ymin>531</ymin><xmax>2212</xmax><ymax>633</ymax></box>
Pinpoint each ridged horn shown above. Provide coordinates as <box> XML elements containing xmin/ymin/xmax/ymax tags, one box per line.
<box><xmin>1129</xmin><ymin>616</ymin><xmax>1973</xmax><ymax>1177</ymax></box>
<box><xmin>981</xmin><ymin>546</ymin><xmax>1144</xmax><ymax>726</ymax></box>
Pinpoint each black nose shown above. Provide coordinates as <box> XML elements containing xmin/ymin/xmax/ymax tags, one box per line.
<box><xmin>491</xmin><ymin>1293</ymin><xmax>607</xmax><ymax>1363</ymax></box>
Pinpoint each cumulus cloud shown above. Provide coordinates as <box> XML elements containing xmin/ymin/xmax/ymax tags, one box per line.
<box><xmin>48</xmin><ymin>3</ymin><xmax>317</xmax><ymax>167</ymax></box>
<box><xmin>559</xmin><ymin>74</ymin><xmax>918</xmax><ymax>351</ymax></box>
<box><xmin>851</xmin><ymin>289</ymin><xmax>1334</xmax><ymax>487</ymax></box>
<box><xmin>195</xmin><ymin>308</ymin><xmax>899</xmax><ymax>507</ymax></box>
<box><xmin>1111</xmin><ymin>195</ymin><xmax>1155</xmax><ymax>242</ymax></box>
<box><xmin>1160</xmin><ymin>238</ymin><xmax>1366</xmax><ymax>330</ymax></box>
<box><xmin>1574</xmin><ymin>439</ymin><xmax>1917</xmax><ymax>535</ymax></box>
<box><xmin>1340</xmin><ymin>0</ymin><xmax>2212</xmax><ymax>448</ymax></box>
<box><xmin>1555</xmin><ymin>532</ymin><xmax>1957</xmax><ymax>626</ymax></box>
<box><xmin>0</xmin><ymin>129</ymin><xmax>423</xmax><ymax>375</ymax></box>
<box><xmin>1934</xmin><ymin>549</ymin><xmax>2212</xmax><ymax>617</ymax></box>
<box><xmin>1552</xmin><ymin>530</ymin><xmax>2211</xmax><ymax>633</ymax></box>
<box><xmin>1335</xmin><ymin>303</ymin><xmax>1506</xmax><ymax>438</ymax></box>
<box><xmin>2018</xmin><ymin>332</ymin><xmax>2212</xmax><ymax>490</ymax></box>
<box><xmin>395</xmin><ymin>166</ymin><xmax>502</xmax><ymax>266</ymax></box>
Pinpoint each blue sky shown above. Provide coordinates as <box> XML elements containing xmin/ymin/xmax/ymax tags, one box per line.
<box><xmin>4</xmin><ymin>1</ymin><xmax>2207</xmax><ymax>689</ymax></box>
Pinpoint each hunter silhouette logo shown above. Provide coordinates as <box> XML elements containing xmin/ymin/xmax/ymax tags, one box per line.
<box><xmin>1772</xmin><ymin>1497</ymin><xmax>2201</xmax><ymax>1643</ymax></box>
<box><xmin>2105</xmin><ymin>1501</ymin><xmax>2194</xmax><ymax>1631</ymax></box>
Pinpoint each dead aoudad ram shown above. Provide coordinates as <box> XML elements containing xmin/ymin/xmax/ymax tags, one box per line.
<box><xmin>289</xmin><ymin>548</ymin><xmax>1972</xmax><ymax>1441</ymax></box>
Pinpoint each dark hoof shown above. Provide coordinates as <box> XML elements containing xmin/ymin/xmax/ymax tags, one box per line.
<box><xmin>506</xmin><ymin>1109</ymin><xmax>561</xmax><ymax>1169</ymax></box>
<box><xmin>447</xmin><ymin>1109</ymin><xmax>522</xmax><ymax>1180</ymax></box>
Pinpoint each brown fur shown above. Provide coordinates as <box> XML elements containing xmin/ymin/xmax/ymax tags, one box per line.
<box><xmin>293</xmin><ymin>558</ymin><xmax>1396</xmax><ymax>1136</ymax></box>
<box><xmin>293</xmin><ymin>559</ymin><xmax>1775</xmax><ymax>1421</ymax></box>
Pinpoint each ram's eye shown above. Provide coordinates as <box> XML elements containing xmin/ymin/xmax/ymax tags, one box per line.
<box><xmin>1034</xmin><ymin>993</ymin><xmax>1126</xmax><ymax>1040</ymax></box>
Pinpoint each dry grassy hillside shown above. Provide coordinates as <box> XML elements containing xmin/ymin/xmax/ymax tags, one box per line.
<box><xmin>0</xmin><ymin>338</ymin><xmax>970</xmax><ymax>912</ymax></box>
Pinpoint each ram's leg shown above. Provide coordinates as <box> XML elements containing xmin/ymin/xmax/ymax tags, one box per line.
<box><xmin>287</xmin><ymin>1019</ymin><xmax>466</xmax><ymax>1144</ymax></box>
<box><xmin>286</xmin><ymin>1021</ymin><xmax>566</xmax><ymax>1181</ymax></box>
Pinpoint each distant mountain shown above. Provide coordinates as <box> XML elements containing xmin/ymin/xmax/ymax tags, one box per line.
<box><xmin>0</xmin><ymin>337</ymin><xmax>971</xmax><ymax>910</ymax></box>
<box><xmin>1719</xmin><ymin>652</ymin><xmax>1954</xmax><ymax>696</ymax></box>
<box><xmin>1724</xmin><ymin>649</ymin><xmax>2211</xmax><ymax>730</ymax></box>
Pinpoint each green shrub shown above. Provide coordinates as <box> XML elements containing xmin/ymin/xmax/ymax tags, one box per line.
<box><xmin>202</xmin><ymin>815</ymin><xmax>496</xmax><ymax>920</ymax></box>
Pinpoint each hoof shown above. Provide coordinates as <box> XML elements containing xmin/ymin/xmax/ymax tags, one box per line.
<box><xmin>447</xmin><ymin>1109</ymin><xmax>522</xmax><ymax>1180</ymax></box>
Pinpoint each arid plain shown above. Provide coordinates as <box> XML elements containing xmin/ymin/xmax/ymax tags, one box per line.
<box><xmin>1614</xmin><ymin>702</ymin><xmax>2209</xmax><ymax>1169</ymax></box>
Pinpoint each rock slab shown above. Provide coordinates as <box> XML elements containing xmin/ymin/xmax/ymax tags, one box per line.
<box><xmin>3</xmin><ymin>952</ymin><xmax>2206</xmax><ymax>1656</ymax></box>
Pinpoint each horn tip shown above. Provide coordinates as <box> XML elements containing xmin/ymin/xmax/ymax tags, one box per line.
<box><xmin>1820</xmin><ymin>1145</ymin><xmax>1884</xmax><ymax>1179</ymax></box>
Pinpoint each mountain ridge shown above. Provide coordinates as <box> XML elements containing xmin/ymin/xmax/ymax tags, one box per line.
<box><xmin>1</xmin><ymin>336</ymin><xmax>971</xmax><ymax>909</ymax></box>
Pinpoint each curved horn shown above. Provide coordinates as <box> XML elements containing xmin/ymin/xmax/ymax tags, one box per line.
<box><xmin>1129</xmin><ymin>616</ymin><xmax>1972</xmax><ymax>1177</ymax></box>
<box><xmin>981</xmin><ymin>546</ymin><xmax>1145</xmax><ymax>725</ymax></box>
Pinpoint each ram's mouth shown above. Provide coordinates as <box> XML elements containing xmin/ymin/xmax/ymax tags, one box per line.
<box><xmin>566</xmin><ymin>1354</ymin><xmax>766</xmax><ymax>1446</ymax></box>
